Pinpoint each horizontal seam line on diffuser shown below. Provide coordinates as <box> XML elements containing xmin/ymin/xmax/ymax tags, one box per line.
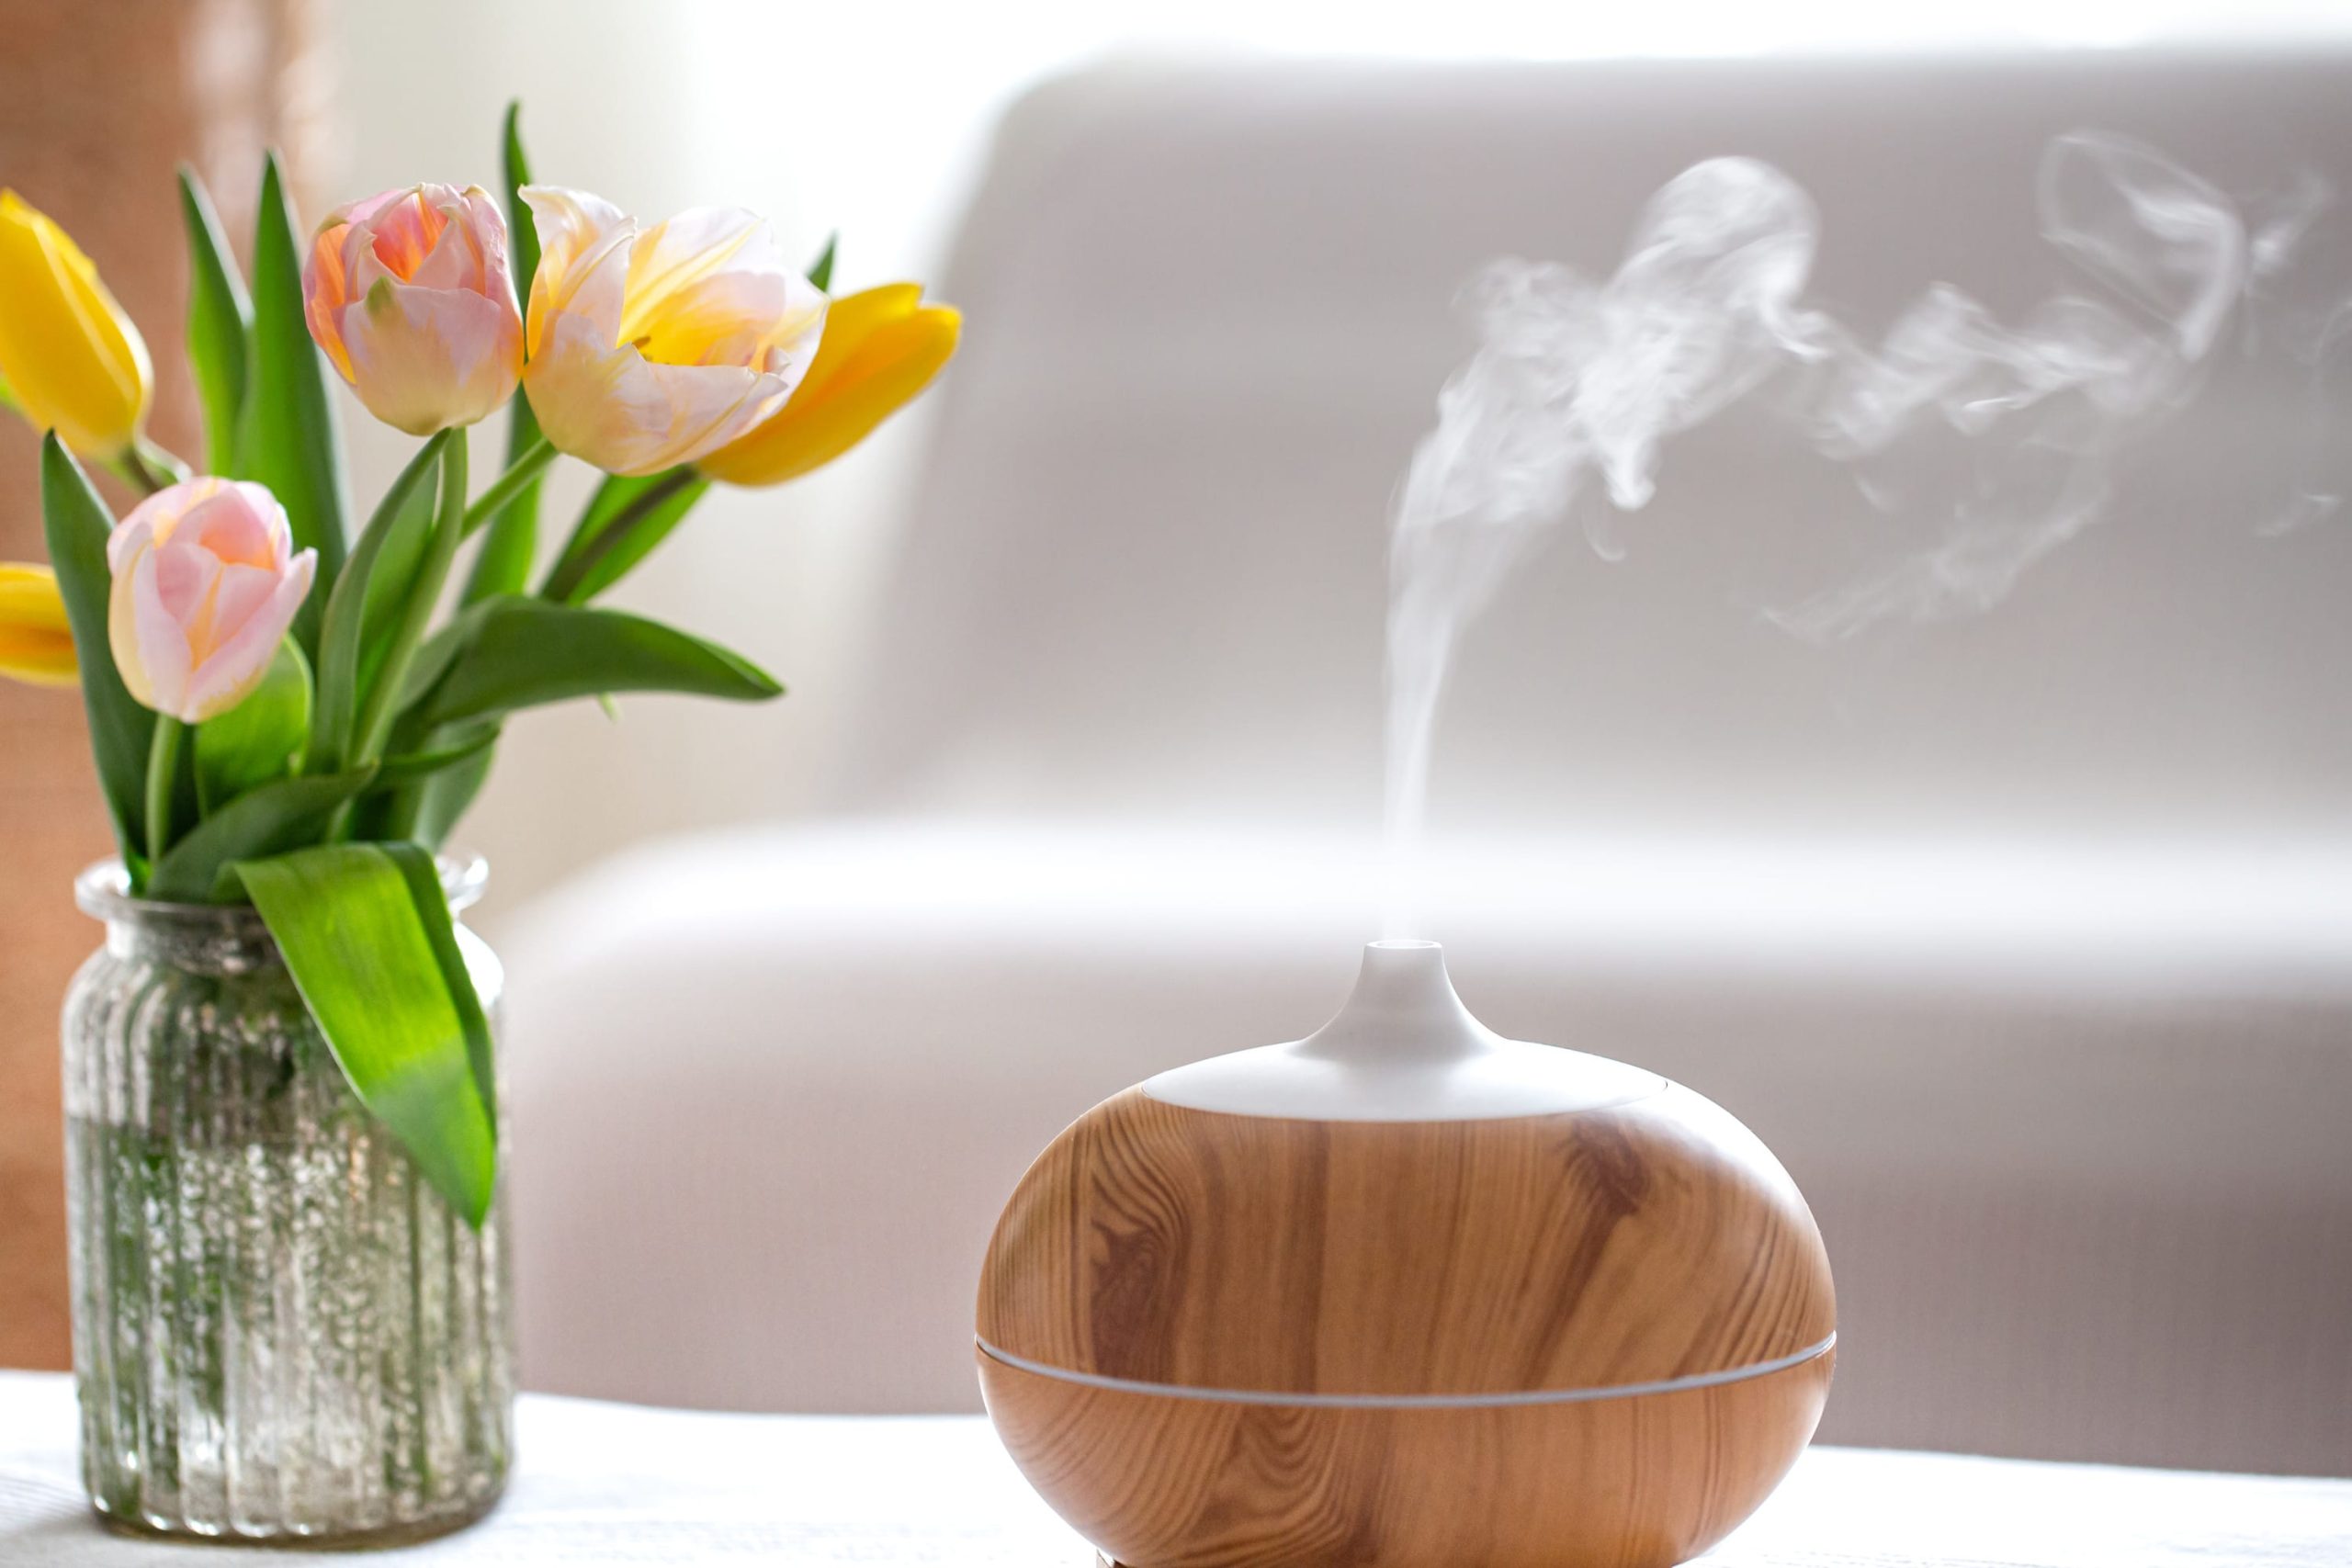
<box><xmin>975</xmin><ymin>1331</ymin><xmax>1835</xmax><ymax>1409</ymax></box>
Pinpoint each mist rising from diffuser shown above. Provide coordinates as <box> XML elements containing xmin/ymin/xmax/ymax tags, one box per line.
<box><xmin>1380</xmin><ymin>159</ymin><xmax>1830</xmax><ymax>937</ymax></box>
<box><xmin>1380</xmin><ymin>133</ymin><xmax>2331</xmax><ymax>938</ymax></box>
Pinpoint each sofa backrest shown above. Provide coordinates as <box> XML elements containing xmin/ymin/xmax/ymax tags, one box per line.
<box><xmin>838</xmin><ymin>50</ymin><xmax>2352</xmax><ymax>839</ymax></box>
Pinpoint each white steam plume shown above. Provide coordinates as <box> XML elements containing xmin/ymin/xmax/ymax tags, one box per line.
<box><xmin>1383</xmin><ymin>159</ymin><xmax>1828</xmax><ymax>935</ymax></box>
<box><xmin>1382</xmin><ymin>131</ymin><xmax>2330</xmax><ymax>938</ymax></box>
<box><xmin>1774</xmin><ymin>132</ymin><xmax>2256</xmax><ymax>639</ymax></box>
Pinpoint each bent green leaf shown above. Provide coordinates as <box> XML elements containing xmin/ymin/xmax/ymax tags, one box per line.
<box><xmin>539</xmin><ymin>468</ymin><xmax>708</xmax><ymax>604</ymax></box>
<box><xmin>393</xmin><ymin>595</ymin><xmax>496</xmax><ymax>718</ymax></box>
<box><xmin>236</xmin><ymin>843</ymin><xmax>497</xmax><ymax>1227</ymax></box>
<box><xmin>147</xmin><ymin>767</ymin><xmax>375</xmax><ymax>903</ymax></box>
<box><xmin>40</xmin><ymin>434</ymin><xmax>154</xmax><ymax>863</ymax></box>
<box><xmin>417</xmin><ymin>596</ymin><xmax>780</xmax><ymax>728</ymax></box>
<box><xmin>410</xmin><ymin>734</ymin><xmax>498</xmax><ymax>848</ymax></box>
<box><xmin>368</xmin><ymin>725</ymin><xmax>499</xmax><ymax>792</ymax></box>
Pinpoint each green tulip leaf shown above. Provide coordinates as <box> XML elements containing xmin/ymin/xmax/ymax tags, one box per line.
<box><xmin>194</xmin><ymin>638</ymin><xmax>311</xmax><ymax>812</ymax></box>
<box><xmin>539</xmin><ymin>468</ymin><xmax>709</xmax><ymax>604</ymax></box>
<box><xmin>350</xmin><ymin>429</ymin><xmax>469</xmax><ymax>768</ymax></box>
<box><xmin>357</xmin><ymin>466</ymin><xmax>445</xmax><ymax>690</ymax></box>
<box><xmin>462</xmin><ymin>102</ymin><xmax>546</xmax><ymax>606</ymax></box>
<box><xmin>177</xmin><ymin>168</ymin><xmax>253</xmax><ymax>477</ymax></box>
<box><xmin>417</xmin><ymin>595</ymin><xmax>780</xmax><ymax>728</ymax></box>
<box><xmin>240</xmin><ymin>152</ymin><xmax>348</xmax><ymax>654</ymax></box>
<box><xmin>236</xmin><ymin>842</ymin><xmax>497</xmax><ymax>1228</ymax></box>
<box><xmin>146</xmin><ymin>766</ymin><xmax>376</xmax><ymax>903</ymax></box>
<box><xmin>310</xmin><ymin>433</ymin><xmax>447</xmax><ymax>773</ymax></box>
<box><xmin>807</xmin><ymin>232</ymin><xmax>837</xmax><ymax>292</ymax></box>
<box><xmin>393</xmin><ymin>596</ymin><xmax>497</xmax><ymax>718</ymax></box>
<box><xmin>410</xmin><ymin>732</ymin><xmax>499</xmax><ymax>849</ymax></box>
<box><xmin>40</xmin><ymin>434</ymin><xmax>155</xmax><ymax>863</ymax></box>
<box><xmin>368</xmin><ymin>724</ymin><xmax>499</xmax><ymax>792</ymax></box>
<box><xmin>502</xmin><ymin>101</ymin><xmax>544</xmax><ymax>323</ymax></box>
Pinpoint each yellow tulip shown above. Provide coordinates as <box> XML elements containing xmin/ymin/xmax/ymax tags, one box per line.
<box><xmin>698</xmin><ymin>285</ymin><xmax>959</xmax><ymax>487</ymax></box>
<box><xmin>0</xmin><ymin>562</ymin><xmax>76</xmax><ymax>687</ymax></box>
<box><xmin>0</xmin><ymin>191</ymin><xmax>153</xmax><ymax>459</ymax></box>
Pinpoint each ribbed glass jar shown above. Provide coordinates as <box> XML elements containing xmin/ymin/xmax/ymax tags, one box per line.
<box><xmin>62</xmin><ymin>858</ymin><xmax>514</xmax><ymax>1545</ymax></box>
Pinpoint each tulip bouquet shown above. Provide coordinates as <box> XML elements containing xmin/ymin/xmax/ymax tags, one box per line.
<box><xmin>1</xmin><ymin>108</ymin><xmax>957</xmax><ymax>1226</ymax></box>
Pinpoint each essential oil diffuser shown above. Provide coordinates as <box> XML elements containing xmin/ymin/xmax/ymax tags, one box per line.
<box><xmin>977</xmin><ymin>940</ymin><xmax>1835</xmax><ymax>1568</ymax></box>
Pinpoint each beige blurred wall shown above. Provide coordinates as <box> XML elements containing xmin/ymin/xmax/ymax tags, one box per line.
<box><xmin>0</xmin><ymin>0</ymin><xmax>330</xmax><ymax>1371</ymax></box>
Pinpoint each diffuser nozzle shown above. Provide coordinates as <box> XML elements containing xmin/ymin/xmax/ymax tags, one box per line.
<box><xmin>1140</xmin><ymin>941</ymin><xmax>1663</xmax><ymax>1122</ymax></box>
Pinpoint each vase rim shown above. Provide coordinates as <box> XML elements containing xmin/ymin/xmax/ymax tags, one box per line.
<box><xmin>74</xmin><ymin>851</ymin><xmax>489</xmax><ymax>931</ymax></box>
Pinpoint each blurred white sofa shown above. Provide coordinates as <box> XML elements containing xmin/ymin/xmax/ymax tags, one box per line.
<box><xmin>498</xmin><ymin>50</ymin><xmax>2352</xmax><ymax>1476</ymax></box>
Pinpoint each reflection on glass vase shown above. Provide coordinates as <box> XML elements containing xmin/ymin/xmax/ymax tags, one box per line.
<box><xmin>61</xmin><ymin>857</ymin><xmax>514</xmax><ymax>1545</ymax></box>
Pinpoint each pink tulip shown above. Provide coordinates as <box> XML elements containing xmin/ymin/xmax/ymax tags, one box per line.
<box><xmin>303</xmin><ymin>185</ymin><xmax>524</xmax><ymax>435</ymax></box>
<box><xmin>107</xmin><ymin>479</ymin><xmax>316</xmax><ymax>723</ymax></box>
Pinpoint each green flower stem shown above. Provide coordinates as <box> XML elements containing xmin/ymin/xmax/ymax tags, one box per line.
<box><xmin>538</xmin><ymin>467</ymin><xmax>699</xmax><ymax>603</ymax></box>
<box><xmin>143</xmin><ymin>716</ymin><xmax>186</xmax><ymax>874</ymax></box>
<box><xmin>353</xmin><ymin>432</ymin><xmax>469</xmax><ymax>768</ymax></box>
<box><xmin>460</xmin><ymin>434</ymin><xmax>555</xmax><ymax>538</ymax></box>
<box><xmin>112</xmin><ymin>440</ymin><xmax>190</xmax><ymax>498</ymax></box>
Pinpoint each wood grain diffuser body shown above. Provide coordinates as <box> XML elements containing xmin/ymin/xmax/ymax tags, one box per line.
<box><xmin>978</xmin><ymin>940</ymin><xmax>1836</xmax><ymax>1568</ymax></box>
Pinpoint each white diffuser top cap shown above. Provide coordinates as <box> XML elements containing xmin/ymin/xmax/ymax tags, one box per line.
<box><xmin>1142</xmin><ymin>941</ymin><xmax>1665</xmax><ymax>1122</ymax></box>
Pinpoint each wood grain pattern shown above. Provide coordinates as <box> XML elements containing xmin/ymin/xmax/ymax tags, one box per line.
<box><xmin>982</xmin><ymin>1345</ymin><xmax>1834</xmax><ymax>1568</ymax></box>
<box><xmin>979</xmin><ymin>1087</ymin><xmax>1835</xmax><ymax>1396</ymax></box>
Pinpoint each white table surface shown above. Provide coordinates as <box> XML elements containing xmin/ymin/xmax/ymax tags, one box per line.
<box><xmin>4</xmin><ymin>1371</ymin><xmax>2347</xmax><ymax>1566</ymax></box>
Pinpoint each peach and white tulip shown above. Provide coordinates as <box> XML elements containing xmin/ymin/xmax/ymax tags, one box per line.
<box><xmin>303</xmin><ymin>185</ymin><xmax>524</xmax><ymax>435</ymax></box>
<box><xmin>519</xmin><ymin>186</ymin><xmax>824</xmax><ymax>475</ymax></box>
<box><xmin>107</xmin><ymin>479</ymin><xmax>316</xmax><ymax>723</ymax></box>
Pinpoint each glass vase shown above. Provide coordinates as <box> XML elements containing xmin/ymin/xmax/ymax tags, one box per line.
<box><xmin>61</xmin><ymin>857</ymin><xmax>514</xmax><ymax>1545</ymax></box>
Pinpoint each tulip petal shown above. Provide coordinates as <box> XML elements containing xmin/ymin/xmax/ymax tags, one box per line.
<box><xmin>700</xmin><ymin>290</ymin><xmax>960</xmax><ymax>487</ymax></box>
<box><xmin>0</xmin><ymin>563</ymin><xmax>75</xmax><ymax>686</ymax></box>
<box><xmin>322</xmin><ymin>186</ymin><xmax>410</xmax><ymax>234</ymax></box>
<box><xmin>0</xmin><ymin>625</ymin><xmax>76</xmax><ymax>684</ymax></box>
<box><xmin>182</xmin><ymin>548</ymin><xmax>316</xmax><ymax>720</ymax></box>
<box><xmin>526</xmin><ymin>308</ymin><xmax>788</xmax><ymax>476</ymax></box>
<box><xmin>118</xmin><ymin>538</ymin><xmax>191</xmax><ymax>716</ymax></box>
<box><xmin>304</xmin><ymin>225</ymin><xmax>360</xmax><ymax>382</ymax></box>
<box><xmin>340</xmin><ymin>279</ymin><xmax>525</xmax><ymax>436</ymax></box>
<box><xmin>363</xmin><ymin>188</ymin><xmax>452</xmax><ymax>284</ymax></box>
<box><xmin>621</xmin><ymin>209</ymin><xmax>767</xmax><ymax>321</ymax></box>
<box><xmin>619</xmin><ymin>207</ymin><xmax>821</xmax><ymax>375</ymax></box>
<box><xmin>206</xmin><ymin>561</ymin><xmax>282</xmax><ymax>648</ymax></box>
<box><xmin>521</xmin><ymin>186</ymin><xmax>634</xmax><ymax>355</ymax></box>
<box><xmin>150</xmin><ymin>541</ymin><xmax>221</xmax><ymax>628</ymax></box>
<box><xmin>407</xmin><ymin>192</ymin><xmax>492</xmax><ymax>294</ymax></box>
<box><xmin>0</xmin><ymin>563</ymin><xmax>68</xmax><ymax>629</ymax></box>
<box><xmin>176</xmin><ymin>484</ymin><xmax>282</xmax><ymax>569</ymax></box>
